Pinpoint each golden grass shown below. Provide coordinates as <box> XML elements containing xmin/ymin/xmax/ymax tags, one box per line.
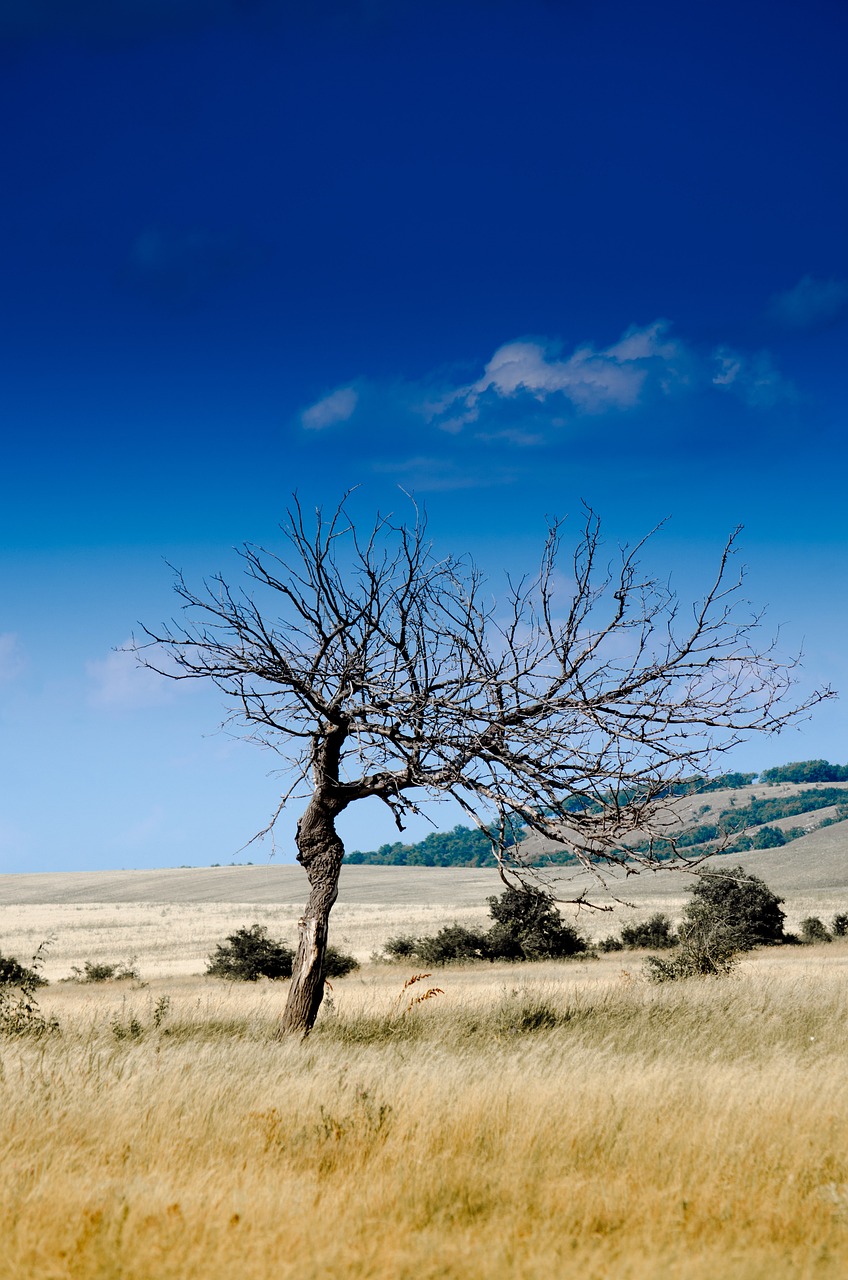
<box><xmin>3</xmin><ymin>948</ymin><xmax>848</xmax><ymax>1279</ymax></box>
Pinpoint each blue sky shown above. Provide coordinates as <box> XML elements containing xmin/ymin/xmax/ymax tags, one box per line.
<box><xmin>1</xmin><ymin>0</ymin><xmax>846</xmax><ymax>872</ymax></box>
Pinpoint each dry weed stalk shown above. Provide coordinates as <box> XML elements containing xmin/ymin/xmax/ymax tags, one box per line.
<box><xmin>393</xmin><ymin>971</ymin><xmax>445</xmax><ymax>1016</ymax></box>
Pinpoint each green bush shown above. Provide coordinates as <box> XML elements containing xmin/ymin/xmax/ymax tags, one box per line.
<box><xmin>799</xmin><ymin>916</ymin><xmax>831</xmax><ymax>944</ymax></box>
<box><xmin>0</xmin><ymin>940</ymin><xmax>56</xmax><ymax>1037</ymax></box>
<box><xmin>413</xmin><ymin>924</ymin><xmax>489</xmax><ymax>965</ymax></box>
<box><xmin>620</xmin><ymin>913</ymin><xmax>676</xmax><ymax>950</ymax></box>
<box><xmin>206</xmin><ymin>925</ymin><xmax>357</xmax><ymax>981</ymax></box>
<box><xmin>485</xmin><ymin>886</ymin><xmax>587</xmax><ymax>960</ymax></box>
<box><xmin>383</xmin><ymin>934</ymin><xmax>420</xmax><ymax>960</ymax></box>
<box><xmin>324</xmin><ymin>945</ymin><xmax>360</xmax><ymax>977</ymax></box>
<box><xmin>69</xmin><ymin>959</ymin><xmax>139</xmax><ymax>983</ymax></box>
<box><xmin>644</xmin><ymin>866</ymin><xmax>785</xmax><ymax>982</ymax></box>
<box><xmin>379</xmin><ymin>886</ymin><xmax>587</xmax><ymax>965</ymax></box>
<box><xmin>0</xmin><ymin>950</ymin><xmax>47</xmax><ymax>989</ymax></box>
<box><xmin>684</xmin><ymin>866</ymin><xmax>786</xmax><ymax>950</ymax></box>
<box><xmin>832</xmin><ymin>913</ymin><xmax>848</xmax><ymax>938</ymax></box>
<box><xmin>206</xmin><ymin>925</ymin><xmax>294</xmax><ymax>981</ymax></box>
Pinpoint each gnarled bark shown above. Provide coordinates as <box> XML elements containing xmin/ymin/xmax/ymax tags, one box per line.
<box><xmin>280</xmin><ymin>796</ymin><xmax>345</xmax><ymax>1036</ymax></box>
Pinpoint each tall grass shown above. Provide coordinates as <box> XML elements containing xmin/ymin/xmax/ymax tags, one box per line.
<box><xmin>2</xmin><ymin>953</ymin><xmax>847</xmax><ymax>1279</ymax></box>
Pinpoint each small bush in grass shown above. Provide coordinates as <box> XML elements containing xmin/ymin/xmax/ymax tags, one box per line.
<box><xmin>70</xmin><ymin>958</ymin><xmax>139</xmax><ymax>983</ymax></box>
<box><xmin>0</xmin><ymin>940</ymin><xmax>56</xmax><ymax>1036</ymax></box>
<box><xmin>620</xmin><ymin>913</ymin><xmax>677</xmax><ymax>950</ymax></box>
<box><xmin>485</xmin><ymin>886</ymin><xmax>588</xmax><ymax>960</ymax></box>
<box><xmin>383</xmin><ymin>934</ymin><xmax>419</xmax><ymax>961</ymax></box>
<box><xmin>380</xmin><ymin>886</ymin><xmax>587</xmax><ymax>965</ymax></box>
<box><xmin>206</xmin><ymin>925</ymin><xmax>357</xmax><ymax>981</ymax></box>
<box><xmin>645</xmin><ymin>866</ymin><xmax>785</xmax><ymax>982</ymax></box>
<box><xmin>0</xmin><ymin>950</ymin><xmax>47</xmax><ymax>989</ymax></box>
<box><xmin>206</xmin><ymin>925</ymin><xmax>294</xmax><ymax>981</ymax></box>
<box><xmin>832</xmin><ymin>913</ymin><xmax>848</xmax><ymax>937</ymax></box>
<box><xmin>598</xmin><ymin>935</ymin><xmax>624</xmax><ymax>952</ymax></box>
<box><xmin>800</xmin><ymin>916</ymin><xmax>831</xmax><ymax>944</ymax></box>
<box><xmin>413</xmin><ymin>924</ymin><xmax>489</xmax><ymax>965</ymax></box>
<box><xmin>324</xmin><ymin>945</ymin><xmax>359</xmax><ymax>977</ymax></box>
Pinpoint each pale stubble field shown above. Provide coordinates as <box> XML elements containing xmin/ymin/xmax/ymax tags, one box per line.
<box><xmin>3</xmin><ymin>865</ymin><xmax>848</xmax><ymax>1279</ymax></box>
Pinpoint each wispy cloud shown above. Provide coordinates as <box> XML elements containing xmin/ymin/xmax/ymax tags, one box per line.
<box><xmin>0</xmin><ymin>633</ymin><xmax>26</xmax><ymax>684</ymax></box>
<box><xmin>768</xmin><ymin>275</ymin><xmax>848</xmax><ymax>331</ymax></box>
<box><xmin>712</xmin><ymin>346</ymin><xmax>795</xmax><ymax>408</ymax></box>
<box><xmin>427</xmin><ymin>321</ymin><xmax>693</xmax><ymax>431</ymax></box>
<box><xmin>87</xmin><ymin>641</ymin><xmax>176</xmax><ymax>710</ymax></box>
<box><xmin>301</xmin><ymin>385</ymin><xmax>359</xmax><ymax>430</ymax></box>
<box><xmin>299</xmin><ymin>318</ymin><xmax>792</xmax><ymax>451</ymax></box>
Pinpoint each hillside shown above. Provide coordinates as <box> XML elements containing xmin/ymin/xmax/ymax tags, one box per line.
<box><xmin>343</xmin><ymin>762</ymin><xmax>848</xmax><ymax>874</ymax></box>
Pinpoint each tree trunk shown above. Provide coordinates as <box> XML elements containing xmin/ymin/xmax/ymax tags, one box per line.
<box><xmin>280</xmin><ymin>795</ymin><xmax>345</xmax><ymax>1036</ymax></box>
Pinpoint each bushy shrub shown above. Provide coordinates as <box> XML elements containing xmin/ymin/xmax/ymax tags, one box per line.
<box><xmin>485</xmin><ymin>886</ymin><xmax>587</xmax><ymax>960</ymax></box>
<box><xmin>383</xmin><ymin>934</ymin><xmax>419</xmax><ymax>960</ymax></box>
<box><xmin>598</xmin><ymin>935</ymin><xmax>624</xmax><ymax>952</ymax></box>
<box><xmin>206</xmin><ymin>925</ymin><xmax>294</xmax><ymax>981</ymax></box>
<box><xmin>644</xmin><ymin>866</ymin><xmax>785</xmax><ymax>982</ymax></box>
<box><xmin>832</xmin><ymin>913</ymin><xmax>848</xmax><ymax>938</ymax></box>
<box><xmin>619</xmin><ymin>913</ymin><xmax>676</xmax><ymax>950</ymax></box>
<box><xmin>644</xmin><ymin>937</ymin><xmax>738</xmax><ymax>982</ymax></box>
<box><xmin>0</xmin><ymin>950</ymin><xmax>47</xmax><ymax>989</ymax></box>
<box><xmin>0</xmin><ymin>941</ymin><xmax>55</xmax><ymax>1036</ymax></box>
<box><xmin>751</xmin><ymin>824</ymin><xmax>786</xmax><ymax>849</ymax></box>
<box><xmin>799</xmin><ymin>916</ymin><xmax>831</xmax><ymax>944</ymax></box>
<box><xmin>324</xmin><ymin>945</ymin><xmax>360</xmax><ymax>977</ymax></box>
<box><xmin>413</xmin><ymin>924</ymin><xmax>489</xmax><ymax>965</ymax></box>
<box><xmin>69</xmin><ymin>959</ymin><xmax>138</xmax><ymax>983</ymax></box>
<box><xmin>381</xmin><ymin>887</ymin><xmax>587</xmax><ymax>965</ymax></box>
<box><xmin>684</xmin><ymin>866</ymin><xmax>786</xmax><ymax>951</ymax></box>
<box><xmin>206</xmin><ymin>925</ymin><xmax>357</xmax><ymax>981</ymax></box>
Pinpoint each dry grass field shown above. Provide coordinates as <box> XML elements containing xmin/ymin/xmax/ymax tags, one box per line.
<box><xmin>3</xmin><ymin>952</ymin><xmax>848</xmax><ymax>1280</ymax></box>
<box><xmin>2</xmin><ymin>855</ymin><xmax>847</xmax><ymax>980</ymax></box>
<box><xmin>3</xmin><ymin>864</ymin><xmax>848</xmax><ymax>1278</ymax></box>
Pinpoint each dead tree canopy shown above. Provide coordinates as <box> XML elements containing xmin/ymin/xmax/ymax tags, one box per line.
<box><xmin>143</xmin><ymin>496</ymin><xmax>831</xmax><ymax>1034</ymax></box>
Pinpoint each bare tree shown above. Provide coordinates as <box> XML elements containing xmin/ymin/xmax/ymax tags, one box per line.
<box><xmin>142</xmin><ymin>496</ymin><xmax>830</xmax><ymax>1034</ymax></box>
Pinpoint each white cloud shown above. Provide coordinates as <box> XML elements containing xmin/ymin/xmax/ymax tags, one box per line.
<box><xmin>87</xmin><ymin>641</ymin><xmax>176</xmax><ymax>710</ymax></box>
<box><xmin>297</xmin><ymin>318</ymin><xmax>791</xmax><ymax>451</ymax></box>
<box><xmin>0</xmin><ymin>633</ymin><xmax>26</xmax><ymax>684</ymax></box>
<box><xmin>768</xmin><ymin>275</ymin><xmax>848</xmax><ymax>331</ymax></box>
<box><xmin>301</xmin><ymin>385</ymin><xmax>359</xmax><ymax>430</ymax></box>
<box><xmin>426</xmin><ymin>320</ymin><xmax>693</xmax><ymax>429</ymax></box>
<box><xmin>712</xmin><ymin>346</ymin><xmax>794</xmax><ymax>408</ymax></box>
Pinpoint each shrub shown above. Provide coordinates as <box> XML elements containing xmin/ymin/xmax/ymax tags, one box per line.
<box><xmin>598</xmin><ymin>935</ymin><xmax>624</xmax><ymax>952</ymax></box>
<box><xmin>383</xmin><ymin>934</ymin><xmax>420</xmax><ymax>960</ymax></box>
<box><xmin>414</xmin><ymin>924</ymin><xmax>489</xmax><ymax>965</ymax></box>
<box><xmin>69</xmin><ymin>959</ymin><xmax>139</xmax><ymax>983</ymax></box>
<box><xmin>832</xmin><ymin>913</ymin><xmax>848</xmax><ymax>938</ymax></box>
<box><xmin>620</xmin><ymin>913</ymin><xmax>676</xmax><ymax>949</ymax></box>
<box><xmin>751</xmin><ymin>824</ymin><xmax>786</xmax><ymax>849</ymax></box>
<box><xmin>684</xmin><ymin>866</ymin><xmax>786</xmax><ymax>951</ymax></box>
<box><xmin>0</xmin><ymin>950</ymin><xmax>47</xmax><ymax>989</ymax></box>
<box><xmin>206</xmin><ymin>925</ymin><xmax>294</xmax><ymax>981</ymax></box>
<box><xmin>324</xmin><ymin>945</ymin><xmax>359</xmax><ymax>977</ymax></box>
<box><xmin>380</xmin><ymin>886</ymin><xmax>587</xmax><ymax>965</ymax></box>
<box><xmin>485</xmin><ymin>886</ymin><xmax>587</xmax><ymax>960</ymax></box>
<box><xmin>644</xmin><ymin>866</ymin><xmax>785</xmax><ymax>983</ymax></box>
<box><xmin>206</xmin><ymin>926</ymin><xmax>356</xmax><ymax>981</ymax></box>
<box><xmin>0</xmin><ymin>940</ymin><xmax>55</xmax><ymax>1036</ymax></box>
<box><xmin>799</xmin><ymin>916</ymin><xmax>831</xmax><ymax>944</ymax></box>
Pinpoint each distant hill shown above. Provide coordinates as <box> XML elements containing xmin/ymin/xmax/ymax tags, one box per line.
<box><xmin>345</xmin><ymin>762</ymin><xmax>848</xmax><ymax>868</ymax></box>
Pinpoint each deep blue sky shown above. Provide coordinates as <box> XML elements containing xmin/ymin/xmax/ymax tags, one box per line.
<box><xmin>1</xmin><ymin>0</ymin><xmax>846</xmax><ymax>871</ymax></box>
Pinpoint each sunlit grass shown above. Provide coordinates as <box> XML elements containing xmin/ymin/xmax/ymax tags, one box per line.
<box><xmin>2</xmin><ymin>950</ymin><xmax>847</xmax><ymax>1278</ymax></box>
